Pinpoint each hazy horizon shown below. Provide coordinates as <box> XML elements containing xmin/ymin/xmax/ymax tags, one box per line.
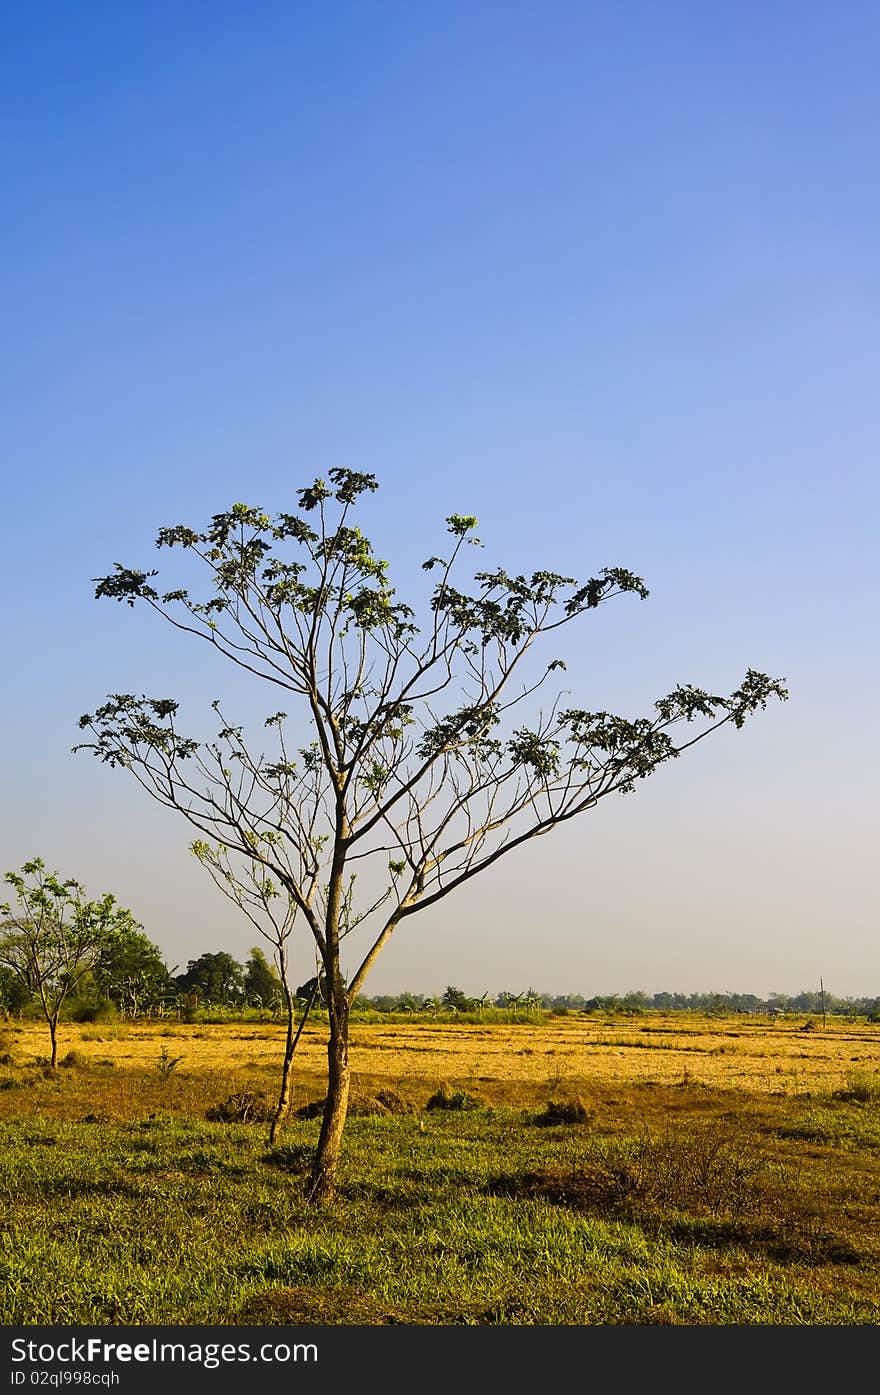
<box><xmin>2</xmin><ymin>3</ymin><xmax>877</xmax><ymax>1001</ymax></box>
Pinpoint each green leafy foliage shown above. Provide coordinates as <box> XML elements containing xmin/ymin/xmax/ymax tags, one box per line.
<box><xmin>92</xmin><ymin>924</ymin><xmax>175</xmax><ymax>1016</ymax></box>
<box><xmin>0</xmin><ymin>859</ymin><xmax>139</xmax><ymax>1066</ymax></box>
<box><xmin>175</xmin><ymin>951</ymin><xmax>246</xmax><ymax>1007</ymax></box>
<box><xmin>243</xmin><ymin>947</ymin><xmax>282</xmax><ymax>1011</ymax></box>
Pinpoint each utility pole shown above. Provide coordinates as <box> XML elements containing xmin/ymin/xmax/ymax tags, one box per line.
<box><xmin>820</xmin><ymin>977</ymin><xmax>827</xmax><ymax>1030</ymax></box>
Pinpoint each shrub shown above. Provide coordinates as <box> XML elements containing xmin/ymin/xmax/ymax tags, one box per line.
<box><xmin>155</xmin><ymin>1047</ymin><xmax>184</xmax><ymax>1079</ymax></box>
<box><xmin>68</xmin><ymin>1000</ymin><xmax>119</xmax><ymax>1025</ymax></box>
<box><xmin>534</xmin><ymin>1097</ymin><xmax>592</xmax><ymax>1126</ymax></box>
<box><xmin>425</xmin><ymin>1082</ymin><xmax>483</xmax><ymax>1112</ymax></box>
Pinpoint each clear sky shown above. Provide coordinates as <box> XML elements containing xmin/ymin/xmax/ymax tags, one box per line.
<box><xmin>2</xmin><ymin>1</ymin><xmax>877</xmax><ymax>1001</ymax></box>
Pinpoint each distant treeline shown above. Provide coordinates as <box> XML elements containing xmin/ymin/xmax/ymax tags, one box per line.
<box><xmin>1</xmin><ymin>928</ymin><xmax>876</xmax><ymax>1022</ymax></box>
<box><xmin>362</xmin><ymin>986</ymin><xmax>880</xmax><ymax>1019</ymax></box>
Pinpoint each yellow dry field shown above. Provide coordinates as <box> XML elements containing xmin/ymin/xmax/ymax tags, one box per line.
<box><xmin>9</xmin><ymin>1012</ymin><xmax>880</xmax><ymax>1104</ymax></box>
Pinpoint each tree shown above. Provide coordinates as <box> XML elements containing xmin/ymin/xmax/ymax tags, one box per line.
<box><xmin>189</xmin><ymin>837</ymin><xmax>318</xmax><ymax>1143</ymax></box>
<box><xmin>441</xmin><ymin>985</ymin><xmax>471</xmax><ymax>1012</ymax></box>
<box><xmin>92</xmin><ymin>923</ymin><xmax>176</xmax><ymax>1016</ymax></box>
<box><xmin>175</xmin><ymin>951</ymin><xmax>245</xmax><ymax>1006</ymax></box>
<box><xmin>74</xmin><ymin>468</ymin><xmax>787</xmax><ymax>1199</ymax></box>
<box><xmin>0</xmin><ymin>964</ymin><xmax>32</xmax><ymax>1015</ymax></box>
<box><xmin>0</xmin><ymin>858</ymin><xmax>138</xmax><ymax>1066</ymax></box>
<box><xmin>244</xmin><ymin>946</ymin><xmax>283</xmax><ymax>1011</ymax></box>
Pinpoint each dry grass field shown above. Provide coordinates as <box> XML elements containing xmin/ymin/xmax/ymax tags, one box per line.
<box><xmin>3</xmin><ymin>1009</ymin><xmax>880</xmax><ymax>1326</ymax></box>
<box><xmin>3</xmin><ymin>1010</ymin><xmax>879</xmax><ymax>1119</ymax></box>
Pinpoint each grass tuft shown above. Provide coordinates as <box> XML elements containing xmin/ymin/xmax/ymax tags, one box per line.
<box><xmin>425</xmin><ymin>1082</ymin><xmax>484</xmax><ymax>1112</ymax></box>
<box><xmin>533</xmin><ymin>1097</ymin><xmax>593</xmax><ymax>1126</ymax></box>
<box><xmin>832</xmin><ymin>1071</ymin><xmax>880</xmax><ymax>1104</ymax></box>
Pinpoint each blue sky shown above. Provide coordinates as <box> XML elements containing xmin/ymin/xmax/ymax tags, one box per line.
<box><xmin>2</xmin><ymin>2</ymin><xmax>877</xmax><ymax>998</ymax></box>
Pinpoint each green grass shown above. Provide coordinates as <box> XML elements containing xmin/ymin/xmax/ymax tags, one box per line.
<box><xmin>1</xmin><ymin>1078</ymin><xmax>879</xmax><ymax>1325</ymax></box>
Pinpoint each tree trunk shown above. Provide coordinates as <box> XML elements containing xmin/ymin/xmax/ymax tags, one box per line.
<box><xmin>269</xmin><ymin>982</ymin><xmax>296</xmax><ymax>1146</ymax></box>
<box><xmin>269</xmin><ymin>974</ymin><xmax>316</xmax><ymax>1146</ymax></box>
<box><xmin>49</xmin><ymin>1017</ymin><xmax>58</xmax><ymax>1070</ymax></box>
<box><xmin>308</xmin><ymin>823</ymin><xmax>352</xmax><ymax>1203</ymax></box>
<box><xmin>307</xmin><ymin>992</ymin><xmax>350</xmax><ymax>1203</ymax></box>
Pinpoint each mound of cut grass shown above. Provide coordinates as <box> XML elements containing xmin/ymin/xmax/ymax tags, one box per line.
<box><xmin>206</xmin><ymin>1090</ymin><xmax>275</xmax><ymax>1124</ymax></box>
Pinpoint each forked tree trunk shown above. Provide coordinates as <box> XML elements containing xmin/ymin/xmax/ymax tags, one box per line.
<box><xmin>307</xmin><ymin>995</ymin><xmax>350</xmax><ymax>1203</ymax></box>
<box><xmin>269</xmin><ymin>978</ymin><xmax>297</xmax><ymax>1147</ymax></box>
<box><xmin>269</xmin><ymin>976</ymin><xmax>317</xmax><ymax>1146</ymax></box>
